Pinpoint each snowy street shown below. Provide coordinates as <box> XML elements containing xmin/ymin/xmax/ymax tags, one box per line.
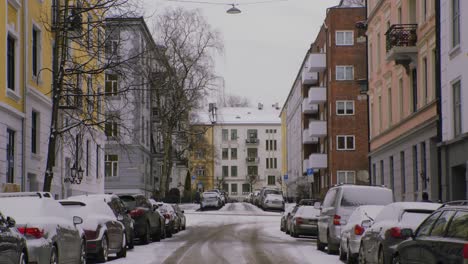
<box><xmin>106</xmin><ymin>202</ymin><xmax>342</xmax><ymax>264</ymax></box>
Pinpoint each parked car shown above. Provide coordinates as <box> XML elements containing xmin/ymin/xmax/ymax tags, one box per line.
<box><xmin>156</xmin><ymin>202</ymin><xmax>178</xmax><ymax>236</ymax></box>
<box><xmin>117</xmin><ymin>194</ymin><xmax>162</xmax><ymax>244</ymax></box>
<box><xmin>316</xmin><ymin>184</ymin><xmax>394</xmax><ymax>254</ymax></box>
<box><xmin>200</xmin><ymin>192</ymin><xmax>222</xmax><ymax>210</ymax></box>
<box><xmin>392</xmin><ymin>201</ymin><xmax>468</xmax><ymax>264</ymax></box>
<box><xmin>60</xmin><ymin>198</ymin><xmax>127</xmax><ymax>262</ymax></box>
<box><xmin>259</xmin><ymin>188</ymin><xmax>282</xmax><ymax>209</ymax></box>
<box><xmin>286</xmin><ymin>205</ymin><xmax>301</xmax><ymax>234</ymax></box>
<box><xmin>0</xmin><ymin>211</ymin><xmax>27</xmax><ymax>264</ymax></box>
<box><xmin>252</xmin><ymin>190</ymin><xmax>261</xmax><ymax>206</ymax></box>
<box><xmin>289</xmin><ymin>205</ymin><xmax>321</xmax><ymax>237</ymax></box>
<box><xmin>359</xmin><ymin>202</ymin><xmax>441</xmax><ymax>264</ymax></box>
<box><xmin>148</xmin><ymin>199</ymin><xmax>167</xmax><ymax>239</ymax></box>
<box><xmin>281</xmin><ymin>204</ymin><xmax>296</xmax><ymax>232</ymax></box>
<box><xmin>207</xmin><ymin>189</ymin><xmax>225</xmax><ymax>206</ymax></box>
<box><xmin>246</xmin><ymin>193</ymin><xmax>254</xmax><ymax>203</ymax></box>
<box><xmin>172</xmin><ymin>204</ymin><xmax>187</xmax><ymax>231</ymax></box>
<box><xmin>0</xmin><ymin>192</ymin><xmax>86</xmax><ymax>264</ymax></box>
<box><xmin>71</xmin><ymin>194</ymin><xmax>135</xmax><ymax>249</ymax></box>
<box><xmin>339</xmin><ymin>205</ymin><xmax>385</xmax><ymax>263</ymax></box>
<box><xmin>262</xmin><ymin>193</ymin><xmax>285</xmax><ymax>211</ymax></box>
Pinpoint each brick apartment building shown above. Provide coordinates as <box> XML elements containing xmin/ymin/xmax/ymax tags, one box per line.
<box><xmin>282</xmin><ymin>0</ymin><xmax>369</xmax><ymax>199</ymax></box>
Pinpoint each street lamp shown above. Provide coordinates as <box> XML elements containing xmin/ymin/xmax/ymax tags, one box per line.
<box><xmin>226</xmin><ymin>4</ymin><xmax>241</xmax><ymax>14</ymax></box>
<box><xmin>65</xmin><ymin>165</ymin><xmax>84</xmax><ymax>184</ymax></box>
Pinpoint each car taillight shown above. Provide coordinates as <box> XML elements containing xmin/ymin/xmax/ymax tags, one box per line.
<box><xmin>17</xmin><ymin>227</ymin><xmax>44</xmax><ymax>239</ymax></box>
<box><xmin>463</xmin><ymin>244</ymin><xmax>468</xmax><ymax>259</ymax></box>
<box><xmin>296</xmin><ymin>217</ymin><xmax>303</xmax><ymax>225</ymax></box>
<box><xmin>129</xmin><ymin>209</ymin><xmax>145</xmax><ymax>218</ymax></box>
<box><xmin>84</xmin><ymin>230</ymin><xmax>98</xmax><ymax>240</ymax></box>
<box><xmin>389</xmin><ymin>227</ymin><xmax>402</xmax><ymax>239</ymax></box>
<box><xmin>354</xmin><ymin>224</ymin><xmax>364</xmax><ymax>236</ymax></box>
<box><xmin>164</xmin><ymin>213</ymin><xmax>171</xmax><ymax>219</ymax></box>
<box><xmin>333</xmin><ymin>215</ymin><xmax>341</xmax><ymax>225</ymax></box>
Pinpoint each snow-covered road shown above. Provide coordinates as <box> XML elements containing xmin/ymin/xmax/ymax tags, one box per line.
<box><xmin>105</xmin><ymin>202</ymin><xmax>343</xmax><ymax>264</ymax></box>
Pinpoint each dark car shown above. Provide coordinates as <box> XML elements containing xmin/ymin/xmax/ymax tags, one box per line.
<box><xmin>60</xmin><ymin>198</ymin><xmax>127</xmax><ymax>262</ymax></box>
<box><xmin>118</xmin><ymin>194</ymin><xmax>162</xmax><ymax>244</ymax></box>
<box><xmin>392</xmin><ymin>201</ymin><xmax>468</xmax><ymax>264</ymax></box>
<box><xmin>0</xmin><ymin>212</ymin><xmax>27</xmax><ymax>264</ymax></box>
<box><xmin>172</xmin><ymin>204</ymin><xmax>186</xmax><ymax>231</ymax></box>
<box><xmin>149</xmin><ymin>199</ymin><xmax>167</xmax><ymax>239</ymax></box>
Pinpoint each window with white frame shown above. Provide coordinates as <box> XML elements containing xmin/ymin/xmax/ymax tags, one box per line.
<box><xmin>336</xmin><ymin>135</ymin><xmax>355</xmax><ymax>150</ymax></box>
<box><xmin>453</xmin><ymin>80</ymin><xmax>462</xmax><ymax>137</ymax></box>
<box><xmin>336</xmin><ymin>66</ymin><xmax>354</xmax><ymax>80</ymax></box>
<box><xmin>336</xmin><ymin>101</ymin><xmax>354</xmax><ymax>115</ymax></box>
<box><xmin>336</xmin><ymin>31</ymin><xmax>354</xmax><ymax>46</ymax></box>
<box><xmin>337</xmin><ymin>171</ymin><xmax>355</xmax><ymax>184</ymax></box>
<box><xmin>7</xmin><ymin>34</ymin><xmax>16</xmax><ymax>91</ymax></box>
<box><xmin>222</xmin><ymin>129</ymin><xmax>229</xmax><ymax>141</ymax></box>
<box><xmin>196</xmin><ymin>166</ymin><xmax>205</xmax><ymax>177</ymax></box>
<box><xmin>105</xmin><ymin>74</ymin><xmax>118</xmax><ymax>96</ymax></box>
<box><xmin>452</xmin><ymin>0</ymin><xmax>460</xmax><ymax>48</ymax></box>
<box><xmin>32</xmin><ymin>27</ymin><xmax>41</xmax><ymax>77</ymax></box>
<box><xmin>105</xmin><ymin>155</ymin><xmax>118</xmax><ymax>177</ymax></box>
<box><xmin>222</xmin><ymin>148</ymin><xmax>229</xmax><ymax>160</ymax></box>
<box><xmin>222</xmin><ymin>166</ymin><xmax>229</xmax><ymax>177</ymax></box>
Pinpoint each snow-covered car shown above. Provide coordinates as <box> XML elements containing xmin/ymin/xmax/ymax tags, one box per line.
<box><xmin>286</xmin><ymin>205</ymin><xmax>301</xmax><ymax>234</ymax></box>
<box><xmin>172</xmin><ymin>204</ymin><xmax>187</xmax><ymax>231</ymax></box>
<box><xmin>252</xmin><ymin>190</ymin><xmax>261</xmax><ymax>206</ymax></box>
<box><xmin>148</xmin><ymin>199</ymin><xmax>168</xmax><ymax>239</ymax></box>
<box><xmin>359</xmin><ymin>202</ymin><xmax>442</xmax><ymax>264</ymax></box>
<box><xmin>289</xmin><ymin>206</ymin><xmax>321</xmax><ymax>237</ymax></box>
<box><xmin>60</xmin><ymin>197</ymin><xmax>127</xmax><ymax>262</ymax></box>
<box><xmin>207</xmin><ymin>189</ymin><xmax>225</xmax><ymax>206</ymax></box>
<box><xmin>0</xmin><ymin>192</ymin><xmax>86</xmax><ymax>264</ymax></box>
<box><xmin>262</xmin><ymin>193</ymin><xmax>285</xmax><ymax>211</ymax></box>
<box><xmin>316</xmin><ymin>184</ymin><xmax>394</xmax><ymax>254</ymax></box>
<box><xmin>200</xmin><ymin>192</ymin><xmax>222</xmax><ymax>210</ymax></box>
<box><xmin>280</xmin><ymin>204</ymin><xmax>296</xmax><ymax>232</ymax></box>
<box><xmin>118</xmin><ymin>194</ymin><xmax>162</xmax><ymax>244</ymax></box>
<box><xmin>338</xmin><ymin>205</ymin><xmax>384</xmax><ymax>263</ymax></box>
<box><xmin>156</xmin><ymin>202</ymin><xmax>178</xmax><ymax>236</ymax></box>
<box><xmin>259</xmin><ymin>188</ymin><xmax>282</xmax><ymax>209</ymax></box>
<box><xmin>0</xmin><ymin>211</ymin><xmax>27</xmax><ymax>264</ymax></box>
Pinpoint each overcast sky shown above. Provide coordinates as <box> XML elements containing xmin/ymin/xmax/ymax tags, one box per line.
<box><xmin>142</xmin><ymin>0</ymin><xmax>340</xmax><ymax>107</ymax></box>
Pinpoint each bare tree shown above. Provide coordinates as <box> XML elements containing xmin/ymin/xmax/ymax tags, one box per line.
<box><xmin>218</xmin><ymin>93</ymin><xmax>252</xmax><ymax>107</ymax></box>
<box><xmin>40</xmin><ymin>0</ymin><xmax>144</xmax><ymax>192</ymax></box>
<box><xmin>149</xmin><ymin>8</ymin><xmax>222</xmax><ymax>198</ymax></box>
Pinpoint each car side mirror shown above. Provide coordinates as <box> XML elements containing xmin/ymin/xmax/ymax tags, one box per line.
<box><xmin>73</xmin><ymin>216</ymin><xmax>83</xmax><ymax>225</ymax></box>
<box><xmin>117</xmin><ymin>215</ymin><xmax>124</xmax><ymax>221</ymax></box>
<box><xmin>400</xmin><ymin>228</ymin><xmax>414</xmax><ymax>239</ymax></box>
<box><xmin>314</xmin><ymin>201</ymin><xmax>321</xmax><ymax>210</ymax></box>
<box><xmin>181</xmin><ymin>210</ymin><xmax>185</xmax><ymax>214</ymax></box>
<box><xmin>6</xmin><ymin>216</ymin><xmax>15</xmax><ymax>228</ymax></box>
<box><xmin>361</xmin><ymin>220</ymin><xmax>372</xmax><ymax>229</ymax></box>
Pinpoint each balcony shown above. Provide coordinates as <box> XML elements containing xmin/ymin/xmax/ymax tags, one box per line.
<box><xmin>302</xmin><ymin>99</ymin><xmax>318</xmax><ymax>114</ymax></box>
<box><xmin>245</xmin><ymin>138</ymin><xmax>259</xmax><ymax>144</ymax></box>
<box><xmin>246</xmin><ymin>157</ymin><xmax>259</xmax><ymax>163</ymax></box>
<box><xmin>385</xmin><ymin>24</ymin><xmax>418</xmax><ymax>72</ymax></box>
<box><xmin>302</xmin><ymin>70</ymin><xmax>318</xmax><ymax>85</ymax></box>
<box><xmin>308</xmin><ymin>120</ymin><xmax>327</xmax><ymax>137</ymax></box>
<box><xmin>303</xmin><ymin>129</ymin><xmax>319</xmax><ymax>144</ymax></box>
<box><xmin>307</xmin><ymin>53</ymin><xmax>326</xmax><ymax>72</ymax></box>
<box><xmin>307</xmin><ymin>87</ymin><xmax>326</xmax><ymax>103</ymax></box>
<box><xmin>307</xmin><ymin>153</ymin><xmax>328</xmax><ymax>169</ymax></box>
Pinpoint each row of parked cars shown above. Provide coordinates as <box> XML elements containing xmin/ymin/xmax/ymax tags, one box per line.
<box><xmin>199</xmin><ymin>189</ymin><xmax>231</xmax><ymax>210</ymax></box>
<box><xmin>245</xmin><ymin>187</ymin><xmax>285</xmax><ymax>211</ymax></box>
<box><xmin>281</xmin><ymin>184</ymin><xmax>468</xmax><ymax>264</ymax></box>
<box><xmin>0</xmin><ymin>192</ymin><xmax>187</xmax><ymax>264</ymax></box>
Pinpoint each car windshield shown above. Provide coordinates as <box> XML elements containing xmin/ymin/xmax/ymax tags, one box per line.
<box><xmin>340</xmin><ymin>187</ymin><xmax>393</xmax><ymax>207</ymax></box>
<box><xmin>264</xmin><ymin>189</ymin><xmax>281</xmax><ymax>196</ymax></box>
<box><xmin>119</xmin><ymin>196</ymin><xmax>137</xmax><ymax>210</ymax></box>
<box><xmin>401</xmin><ymin>210</ymin><xmax>433</xmax><ymax>227</ymax></box>
<box><xmin>203</xmin><ymin>193</ymin><xmax>218</xmax><ymax>198</ymax></box>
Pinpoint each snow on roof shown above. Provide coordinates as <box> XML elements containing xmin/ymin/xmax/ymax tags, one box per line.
<box><xmin>192</xmin><ymin>106</ymin><xmax>281</xmax><ymax>125</ymax></box>
<box><xmin>337</xmin><ymin>0</ymin><xmax>365</xmax><ymax>8</ymax></box>
<box><xmin>390</xmin><ymin>202</ymin><xmax>442</xmax><ymax>211</ymax></box>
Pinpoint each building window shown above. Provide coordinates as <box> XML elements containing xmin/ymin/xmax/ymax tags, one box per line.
<box><xmin>195</xmin><ymin>149</ymin><xmax>204</xmax><ymax>159</ymax></box>
<box><xmin>222</xmin><ymin>166</ymin><xmax>229</xmax><ymax>177</ymax></box>
<box><xmin>453</xmin><ymin>80</ymin><xmax>462</xmax><ymax>137</ymax></box>
<box><xmin>421</xmin><ymin>142</ymin><xmax>427</xmax><ymax>190</ymax></box>
<box><xmin>248</xmin><ymin>166</ymin><xmax>258</xmax><ymax>176</ymax></box>
<box><xmin>7</xmin><ymin>35</ymin><xmax>15</xmax><ymax>91</ymax></box>
<box><xmin>411</xmin><ymin>68</ymin><xmax>418</xmax><ymax>112</ymax></box>
<box><xmin>335</xmin><ymin>31</ymin><xmax>353</xmax><ymax>46</ymax></box>
<box><xmin>398</xmin><ymin>7</ymin><xmax>402</xmax><ymax>23</ymax></box>
<box><xmin>388</xmin><ymin>87</ymin><xmax>393</xmax><ymax>126</ymax></box>
<box><xmin>105</xmin><ymin>74</ymin><xmax>118</xmax><ymax>96</ymax></box>
<box><xmin>242</xmin><ymin>183</ymin><xmax>250</xmax><ymax>194</ymax></box>
<box><xmin>423</xmin><ymin>57</ymin><xmax>428</xmax><ymax>104</ymax></box>
<box><xmin>105</xmin><ymin>154</ymin><xmax>118</xmax><ymax>177</ymax></box>
<box><xmin>336</xmin><ymin>66</ymin><xmax>354</xmax><ymax>81</ymax></box>
<box><xmin>196</xmin><ymin>166</ymin><xmax>205</xmax><ymax>177</ymax></box>
<box><xmin>380</xmin><ymin>160</ymin><xmax>384</xmax><ymax>185</ymax></box>
<box><xmin>267</xmin><ymin>175</ymin><xmax>276</xmax><ymax>185</ymax></box>
<box><xmin>452</xmin><ymin>0</ymin><xmax>460</xmax><ymax>48</ymax></box>
<box><xmin>266</xmin><ymin>140</ymin><xmax>269</xmax><ymax>151</ymax></box>
<box><xmin>6</xmin><ymin>129</ymin><xmax>15</xmax><ymax>183</ymax></box>
<box><xmin>248</xmin><ymin>148</ymin><xmax>258</xmax><ymax>158</ymax></box>
<box><xmin>231</xmin><ymin>184</ymin><xmax>238</xmax><ymax>195</ymax></box>
<box><xmin>87</xmin><ymin>76</ymin><xmax>94</xmax><ymax>114</ymax></box>
<box><xmin>389</xmin><ymin>156</ymin><xmax>394</xmax><ymax>192</ymax></box>
<box><xmin>105</xmin><ymin>116</ymin><xmax>119</xmax><ymax>138</ymax></box>
<box><xmin>231</xmin><ymin>148</ymin><xmax>237</xmax><ymax>160</ymax></box>
<box><xmin>401</xmin><ymin>151</ymin><xmax>406</xmax><ymax>196</ymax></box>
<box><xmin>222</xmin><ymin>148</ymin><xmax>229</xmax><ymax>160</ymax></box>
<box><xmin>96</xmin><ymin>145</ymin><xmax>100</xmax><ymax>178</ymax></box>
<box><xmin>336</xmin><ymin>135</ymin><xmax>355</xmax><ymax>150</ymax></box>
<box><xmin>230</xmin><ymin>129</ymin><xmax>237</xmax><ymax>140</ymax></box>
<box><xmin>247</xmin><ymin>129</ymin><xmax>258</xmax><ymax>139</ymax></box>
<box><xmin>336</xmin><ymin>101</ymin><xmax>354</xmax><ymax>115</ymax></box>
<box><xmin>399</xmin><ymin>78</ymin><xmax>404</xmax><ymax>120</ymax></box>
<box><xmin>378</xmin><ymin>95</ymin><xmax>382</xmax><ymax>131</ymax></box>
<box><xmin>337</xmin><ymin>171</ymin><xmax>355</xmax><ymax>184</ymax></box>
<box><xmin>231</xmin><ymin>166</ymin><xmax>238</xmax><ymax>177</ymax></box>
<box><xmin>32</xmin><ymin>27</ymin><xmax>40</xmax><ymax>77</ymax></box>
<box><xmin>31</xmin><ymin>111</ymin><xmax>39</xmax><ymax>154</ymax></box>
<box><xmin>413</xmin><ymin>145</ymin><xmax>419</xmax><ymax>192</ymax></box>
<box><xmin>222</xmin><ymin>129</ymin><xmax>229</xmax><ymax>141</ymax></box>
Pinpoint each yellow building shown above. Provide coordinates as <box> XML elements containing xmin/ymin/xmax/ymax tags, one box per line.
<box><xmin>189</xmin><ymin>125</ymin><xmax>215</xmax><ymax>192</ymax></box>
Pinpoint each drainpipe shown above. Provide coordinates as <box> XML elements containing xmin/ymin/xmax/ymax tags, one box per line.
<box><xmin>435</xmin><ymin>0</ymin><xmax>442</xmax><ymax>202</ymax></box>
<box><xmin>364</xmin><ymin>0</ymin><xmax>371</xmax><ymax>186</ymax></box>
<box><xmin>21</xmin><ymin>0</ymin><xmax>29</xmax><ymax>191</ymax></box>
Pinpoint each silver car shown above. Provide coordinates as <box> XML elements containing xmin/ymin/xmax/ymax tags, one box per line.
<box><xmin>200</xmin><ymin>192</ymin><xmax>221</xmax><ymax>210</ymax></box>
<box><xmin>316</xmin><ymin>184</ymin><xmax>394</xmax><ymax>255</ymax></box>
<box><xmin>289</xmin><ymin>206</ymin><xmax>320</xmax><ymax>237</ymax></box>
<box><xmin>262</xmin><ymin>194</ymin><xmax>285</xmax><ymax>211</ymax></box>
<box><xmin>0</xmin><ymin>192</ymin><xmax>86</xmax><ymax>264</ymax></box>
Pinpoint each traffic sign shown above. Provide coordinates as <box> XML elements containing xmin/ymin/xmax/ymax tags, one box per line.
<box><xmin>307</xmin><ymin>168</ymin><xmax>314</xmax><ymax>176</ymax></box>
<box><xmin>284</xmin><ymin>174</ymin><xmax>288</xmax><ymax>180</ymax></box>
<box><xmin>191</xmin><ymin>175</ymin><xmax>196</xmax><ymax>180</ymax></box>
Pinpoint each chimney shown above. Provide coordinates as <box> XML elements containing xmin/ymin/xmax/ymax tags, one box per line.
<box><xmin>258</xmin><ymin>103</ymin><xmax>263</xmax><ymax>110</ymax></box>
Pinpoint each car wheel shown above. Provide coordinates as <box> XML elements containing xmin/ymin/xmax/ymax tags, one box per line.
<box><xmin>378</xmin><ymin>246</ymin><xmax>385</xmax><ymax>264</ymax></box>
<box><xmin>128</xmin><ymin>232</ymin><xmax>135</xmax><ymax>249</ymax></box>
<box><xmin>79</xmin><ymin>240</ymin><xmax>87</xmax><ymax>264</ymax></box>
<box><xmin>166</xmin><ymin>227</ymin><xmax>173</xmax><ymax>238</ymax></box>
<box><xmin>316</xmin><ymin>233</ymin><xmax>325</xmax><ymax>251</ymax></box>
<box><xmin>291</xmin><ymin>227</ymin><xmax>298</xmax><ymax>238</ymax></box>
<box><xmin>141</xmin><ymin>223</ymin><xmax>151</xmax><ymax>245</ymax></box>
<box><xmin>50</xmin><ymin>246</ymin><xmax>58</xmax><ymax>264</ymax></box>
<box><xmin>18</xmin><ymin>251</ymin><xmax>27</xmax><ymax>264</ymax></box>
<box><xmin>116</xmin><ymin>234</ymin><xmax>127</xmax><ymax>258</ymax></box>
<box><xmin>152</xmin><ymin>226</ymin><xmax>161</xmax><ymax>242</ymax></box>
<box><xmin>327</xmin><ymin>232</ymin><xmax>338</xmax><ymax>255</ymax></box>
<box><xmin>339</xmin><ymin>242</ymin><xmax>347</xmax><ymax>261</ymax></box>
<box><xmin>347</xmin><ymin>243</ymin><xmax>355</xmax><ymax>264</ymax></box>
<box><xmin>392</xmin><ymin>254</ymin><xmax>401</xmax><ymax>264</ymax></box>
<box><xmin>97</xmin><ymin>235</ymin><xmax>109</xmax><ymax>263</ymax></box>
<box><xmin>358</xmin><ymin>243</ymin><xmax>367</xmax><ymax>264</ymax></box>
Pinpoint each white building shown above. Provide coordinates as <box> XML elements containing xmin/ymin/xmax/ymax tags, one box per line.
<box><xmin>196</xmin><ymin>104</ymin><xmax>282</xmax><ymax>200</ymax></box>
<box><xmin>440</xmin><ymin>0</ymin><xmax>468</xmax><ymax>201</ymax></box>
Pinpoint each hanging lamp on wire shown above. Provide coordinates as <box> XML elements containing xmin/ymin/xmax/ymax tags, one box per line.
<box><xmin>167</xmin><ymin>0</ymin><xmax>287</xmax><ymax>14</ymax></box>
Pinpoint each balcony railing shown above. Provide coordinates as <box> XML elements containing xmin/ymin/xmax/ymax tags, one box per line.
<box><xmin>307</xmin><ymin>87</ymin><xmax>326</xmax><ymax>104</ymax></box>
<box><xmin>245</xmin><ymin>138</ymin><xmax>259</xmax><ymax>144</ymax></box>
<box><xmin>302</xmin><ymin>99</ymin><xmax>319</xmax><ymax>114</ymax></box>
<box><xmin>246</xmin><ymin>157</ymin><xmax>259</xmax><ymax>163</ymax></box>
<box><xmin>385</xmin><ymin>24</ymin><xmax>417</xmax><ymax>52</ymax></box>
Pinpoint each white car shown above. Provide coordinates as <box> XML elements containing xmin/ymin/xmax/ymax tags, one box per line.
<box><xmin>262</xmin><ymin>194</ymin><xmax>285</xmax><ymax>211</ymax></box>
<box><xmin>339</xmin><ymin>205</ymin><xmax>384</xmax><ymax>263</ymax></box>
<box><xmin>200</xmin><ymin>192</ymin><xmax>221</xmax><ymax>210</ymax></box>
